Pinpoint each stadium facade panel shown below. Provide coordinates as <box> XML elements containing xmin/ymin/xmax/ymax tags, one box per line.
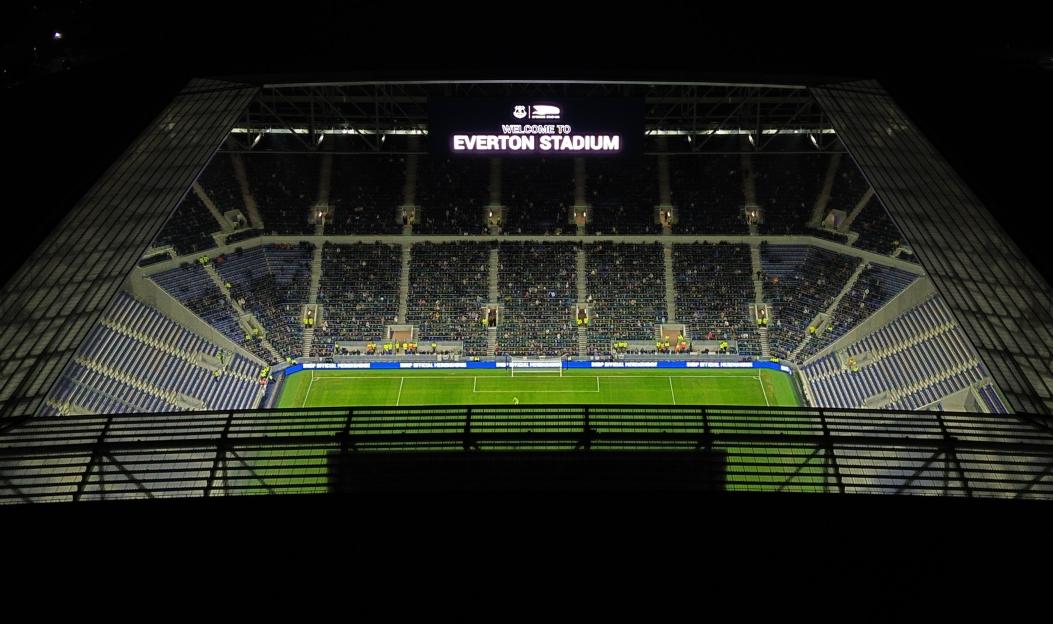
<box><xmin>0</xmin><ymin>78</ymin><xmax>259</xmax><ymax>421</ymax></box>
<box><xmin>812</xmin><ymin>80</ymin><xmax>1053</xmax><ymax>415</ymax></box>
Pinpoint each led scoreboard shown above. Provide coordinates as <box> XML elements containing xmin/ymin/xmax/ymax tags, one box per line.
<box><xmin>428</xmin><ymin>97</ymin><xmax>644</xmax><ymax>156</ymax></box>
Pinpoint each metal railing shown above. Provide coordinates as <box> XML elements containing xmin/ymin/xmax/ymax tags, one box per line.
<box><xmin>2</xmin><ymin>404</ymin><xmax>1052</xmax><ymax>503</ymax></box>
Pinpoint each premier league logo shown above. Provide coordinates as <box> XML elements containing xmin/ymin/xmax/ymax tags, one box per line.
<box><xmin>512</xmin><ymin>105</ymin><xmax>527</xmax><ymax>119</ymax></box>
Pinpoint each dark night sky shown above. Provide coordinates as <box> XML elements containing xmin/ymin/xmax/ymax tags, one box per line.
<box><xmin>2</xmin><ymin>2</ymin><xmax>1051</xmax><ymax>287</ymax></box>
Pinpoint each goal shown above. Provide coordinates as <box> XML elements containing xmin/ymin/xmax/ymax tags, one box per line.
<box><xmin>507</xmin><ymin>355</ymin><xmax>564</xmax><ymax>377</ymax></box>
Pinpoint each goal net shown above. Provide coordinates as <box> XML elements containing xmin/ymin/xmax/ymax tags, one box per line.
<box><xmin>507</xmin><ymin>355</ymin><xmax>564</xmax><ymax>377</ymax></box>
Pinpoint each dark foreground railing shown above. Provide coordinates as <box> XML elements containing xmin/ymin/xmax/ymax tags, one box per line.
<box><xmin>2</xmin><ymin>404</ymin><xmax>1052</xmax><ymax>502</ymax></box>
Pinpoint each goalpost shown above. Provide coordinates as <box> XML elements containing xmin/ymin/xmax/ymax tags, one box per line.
<box><xmin>507</xmin><ymin>354</ymin><xmax>565</xmax><ymax>377</ymax></box>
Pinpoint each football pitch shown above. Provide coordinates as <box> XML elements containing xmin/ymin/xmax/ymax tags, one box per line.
<box><xmin>249</xmin><ymin>368</ymin><xmax>831</xmax><ymax>494</ymax></box>
<box><xmin>276</xmin><ymin>367</ymin><xmax>801</xmax><ymax>408</ymax></box>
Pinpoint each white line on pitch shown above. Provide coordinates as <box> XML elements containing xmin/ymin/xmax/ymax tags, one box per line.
<box><xmin>668</xmin><ymin>376</ymin><xmax>676</xmax><ymax>405</ymax></box>
<box><xmin>759</xmin><ymin>374</ymin><xmax>770</xmax><ymax>406</ymax></box>
<box><xmin>472</xmin><ymin>389</ymin><xmax>602</xmax><ymax>393</ymax></box>
<box><xmin>301</xmin><ymin>371</ymin><xmax>316</xmax><ymax>408</ymax></box>
<box><xmin>396</xmin><ymin>377</ymin><xmax>405</xmax><ymax>406</ymax></box>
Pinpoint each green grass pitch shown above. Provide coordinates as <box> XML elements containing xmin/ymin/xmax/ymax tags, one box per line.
<box><xmin>276</xmin><ymin>368</ymin><xmax>801</xmax><ymax>408</ymax></box>
<box><xmin>246</xmin><ymin>368</ymin><xmax>829</xmax><ymax>495</ymax></box>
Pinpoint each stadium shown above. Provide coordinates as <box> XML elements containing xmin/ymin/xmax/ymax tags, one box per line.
<box><xmin>3</xmin><ymin>76</ymin><xmax>1053</xmax><ymax>503</ymax></box>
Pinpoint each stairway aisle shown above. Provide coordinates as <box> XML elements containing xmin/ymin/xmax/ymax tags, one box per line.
<box><xmin>399</xmin><ymin>243</ymin><xmax>412</xmax><ymax>323</ymax></box>
<box><xmin>488</xmin><ymin>246</ymin><xmax>499</xmax><ymax>355</ymax></box>
<box><xmin>788</xmin><ymin>259</ymin><xmax>869</xmax><ymax>362</ymax></box>
<box><xmin>749</xmin><ymin>243</ymin><xmax>770</xmax><ymax>359</ymax></box>
<box><xmin>577</xmin><ymin>245</ymin><xmax>588</xmax><ymax>356</ymax></box>
<box><xmin>303</xmin><ymin>245</ymin><xmax>324</xmax><ymax>356</ymax></box>
<box><xmin>663</xmin><ymin>243</ymin><xmax>676</xmax><ymax>323</ymax></box>
<box><xmin>204</xmin><ymin>263</ymin><xmax>281</xmax><ymax>363</ymax></box>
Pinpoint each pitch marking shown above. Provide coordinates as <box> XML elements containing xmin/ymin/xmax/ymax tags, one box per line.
<box><xmin>472</xmin><ymin>375</ymin><xmax>601</xmax><ymax>393</ymax></box>
<box><xmin>301</xmin><ymin>370</ymin><xmax>316</xmax><ymax>408</ymax></box>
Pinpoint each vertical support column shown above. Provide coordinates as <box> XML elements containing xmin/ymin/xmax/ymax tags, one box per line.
<box><xmin>487</xmin><ymin>246</ymin><xmax>499</xmax><ymax>356</ymax></box>
<box><xmin>74</xmin><ymin>414</ymin><xmax>113</xmax><ymax>502</ymax></box>
<box><xmin>657</xmin><ymin>137</ymin><xmax>673</xmax><ymax>234</ymax></box>
<box><xmin>663</xmin><ymin>243</ymin><xmax>676</xmax><ymax>323</ymax></box>
<box><xmin>658</xmin><ymin>152</ymin><xmax>672</xmax><ymax>206</ymax></box>
<box><xmin>487</xmin><ymin>158</ymin><xmax>503</xmax><ymax>235</ymax></box>
<box><xmin>818</xmin><ymin>409</ymin><xmax>845</xmax><ymax>494</ymax></box>
<box><xmin>809</xmin><ymin>153</ymin><xmax>841</xmax><ymax>227</ymax></box>
<box><xmin>840</xmin><ymin>188</ymin><xmax>875</xmax><ymax>233</ymax></box>
<box><xmin>573</xmin><ymin>158</ymin><xmax>588</xmax><ymax>235</ymax></box>
<box><xmin>578</xmin><ymin>405</ymin><xmax>594</xmax><ymax>451</ymax></box>
<box><xmin>230</xmin><ymin>153</ymin><xmax>265</xmax><ymax>230</ymax></box>
<box><xmin>315</xmin><ymin>153</ymin><xmax>333</xmax><ymax>236</ymax></box>
<box><xmin>399</xmin><ymin>241</ymin><xmax>412</xmax><ymax>324</ymax></box>
<box><xmin>463</xmin><ymin>407</ymin><xmax>478</xmax><ymax>451</ymax></box>
<box><xmin>402</xmin><ymin>136</ymin><xmax>418</xmax><ymax>235</ymax></box>
<box><xmin>340</xmin><ymin>408</ymin><xmax>355</xmax><ymax>453</ymax></box>
<box><xmin>936</xmin><ymin>411</ymin><xmax>973</xmax><ymax>497</ymax></box>
<box><xmin>489</xmin><ymin>158</ymin><xmax>502</xmax><ymax>206</ymax></box>
<box><xmin>193</xmin><ymin>182</ymin><xmax>234</xmax><ymax>233</ymax></box>
<box><xmin>576</xmin><ymin>244</ymin><xmax>588</xmax><ymax>356</ymax></box>
<box><xmin>574</xmin><ymin>157</ymin><xmax>587</xmax><ymax>207</ymax></box>
<box><xmin>204</xmin><ymin>410</ymin><xmax>234</xmax><ymax>497</ymax></box>
<box><xmin>741</xmin><ymin>150</ymin><xmax>760</xmax><ymax>236</ymax></box>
